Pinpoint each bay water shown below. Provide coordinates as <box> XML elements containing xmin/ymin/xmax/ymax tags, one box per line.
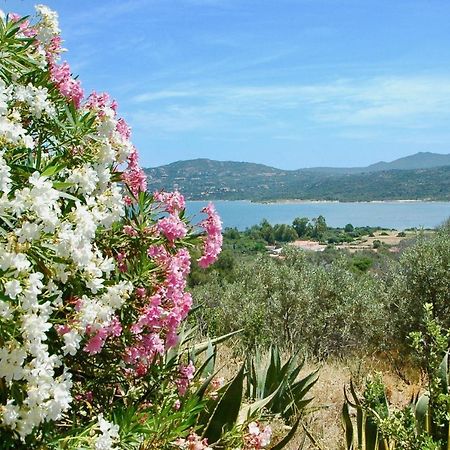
<box><xmin>186</xmin><ymin>200</ymin><xmax>450</xmax><ymax>230</ymax></box>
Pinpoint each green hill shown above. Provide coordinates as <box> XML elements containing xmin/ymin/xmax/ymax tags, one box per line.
<box><xmin>145</xmin><ymin>153</ymin><xmax>450</xmax><ymax>202</ymax></box>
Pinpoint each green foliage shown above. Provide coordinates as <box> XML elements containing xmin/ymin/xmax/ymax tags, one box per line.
<box><xmin>246</xmin><ymin>346</ymin><xmax>318</xmax><ymax>422</ymax></box>
<box><xmin>343</xmin><ymin>304</ymin><xmax>450</xmax><ymax>450</ymax></box>
<box><xmin>192</xmin><ymin>247</ymin><xmax>388</xmax><ymax>356</ymax></box>
<box><xmin>293</xmin><ymin>217</ymin><xmax>311</xmax><ymax>238</ymax></box>
<box><xmin>342</xmin><ymin>378</ymin><xmax>392</xmax><ymax>450</ymax></box>
<box><xmin>373</xmin><ymin>239</ymin><xmax>382</xmax><ymax>249</ymax></box>
<box><xmin>388</xmin><ymin>230</ymin><xmax>450</xmax><ymax>344</ymax></box>
<box><xmin>146</xmin><ymin>158</ymin><xmax>450</xmax><ymax>202</ymax></box>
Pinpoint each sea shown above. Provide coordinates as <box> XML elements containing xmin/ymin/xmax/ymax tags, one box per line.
<box><xmin>185</xmin><ymin>200</ymin><xmax>450</xmax><ymax>231</ymax></box>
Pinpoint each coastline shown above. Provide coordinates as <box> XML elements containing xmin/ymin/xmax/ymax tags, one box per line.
<box><xmin>186</xmin><ymin>198</ymin><xmax>443</xmax><ymax>204</ymax></box>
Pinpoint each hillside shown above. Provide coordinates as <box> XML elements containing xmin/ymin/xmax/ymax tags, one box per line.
<box><xmin>145</xmin><ymin>153</ymin><xmax>450</xmax><ymax>201</ymax></box>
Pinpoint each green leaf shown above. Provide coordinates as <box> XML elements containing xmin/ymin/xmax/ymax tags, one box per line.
<box><xmin>263</xmin><ymin>345</ymin><xmax>281</xmax><ymax>397</ymax></box>
<box><xmin>202</xmin><ymin>364</ymin><xmax>245</xmax><ymax>444</ymax></box>
<box><xmin>414</xmin><ymin>392</ymin><xmax>430</xmax><ymax>434</ymax></box>
<box><xmin>192</xmin><ymin>329</ymin><xmax>243</xmax><ymax>355</ymax></box>
<box><xmin>202</xmin><ymin>340</ymin><xmax>216</xmax><ymax>378</ymax></box>
<box><xmin>42</xmin><ymin>163</ymin><xmax>66</xmax><ymax>177</ymax></box>
<box><xmin>342</xmin><ymin>403</ymin><xmax>354</xmax><ymax>450</ymax></box>
<box><xmin>238</xmin><ymin>383</ymin><xmax>284</xmax><ymax>424</ymax></box>
<box><xmin>365</xmin><ymin>416</ymin><xmax>378</xmax><ymax>450</ymax></box>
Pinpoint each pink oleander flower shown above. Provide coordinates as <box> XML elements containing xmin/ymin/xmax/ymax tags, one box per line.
<box><xmin>84</xmin><ymin>328</ymin><xmax>108</xmax><ymax>355</ymax></box>
<box><xmin>154</xmin><ymin>190</ymin><xmax>186</xmax><ymax>214</ymax></box>
<box><xmin>135</xmin><ymin>287</ymin><xmax>147</xmax><ymax>298</ymax></box>
<box><xmin>197</xmin><ymin>203</ymin><xmax>222</xmax><ymax>268</ymax></box>
<box><xmin>85</xmin><ymin>91</ymin><xmax>117</xmax><ymax>116</ymax></box>
<box><xmin>123</xmin><ymin>225</ymin><xmax>138</xmax><ymax>237</ymax></box>
<box><xmin>176</xmin><ymin>361</ymin><xmax>195</xmax><ymax>396</ymax></box>
<box><xmin>175</xmin><ymin>432</ymin><xmax>211</xmax><ymax>450</ymax></box>
<box><xmin>156</xmin><ymin>214</ymin><xmax>187</xmax><ymax>242</ymax></box>
<box><xmin>55</xmin><ymin>324</ymin><xmax>71</xmax><ymax>336</ymax></box>
<box><xmin>46</xmin><ymin>35</ymin><xmax>62</xmax><ymax>58</ymax></box>
<box><xmin>10</xmin><ymin>14</ymin><xmax>37</xmax><ymax>37</ymax></box>
<box><xmin>116</xmin><ymin>118</ymin><xmax>131</xmax><ymax>140</ymax></box>
<box><xmin>84</xmin><ymin>317</ymin><xmax>122</xmax><ymax>355</ymax></box>
<box><xmin>49</xmin><ymin>61</ymin><xmax>84</xmax><ymax>108</ymax></box>
<box><xmin>244</xmin><ymin>422</ymin><xmax>272</xmax><ymax>449</ymax></box>
<box><xmin>173</xmin><ymin>399</ymin><xmax>181</xmax><ymax>411</ymax></box>
<box><xmin>122</xmin><ymin>146</ymin><xmax>147</xmax><ymax>198</ymax></box>
<box><xmin>116</xmin><ymin>252</ymin><xmax>127</xmax><ymax>273</ymax></box>
<box><xmin>9</xmin><ymin>12</ymin><xmax>21</xmax><ymax>21</ymax></box>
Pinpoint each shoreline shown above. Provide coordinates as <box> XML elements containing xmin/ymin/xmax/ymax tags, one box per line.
<box><xmin>186</xmin><ymin>198</ymin><xmax>446</xmax><ymax>204</ymax></box>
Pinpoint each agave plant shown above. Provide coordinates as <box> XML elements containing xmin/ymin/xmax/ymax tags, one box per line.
<box><xmin>246</xmin><ymin>346</ymin><xmax>319</xmax><ymax>422</ymax></box>
<box><xmin>342</xmin><ymin>377</ymin><xmax>392</xmax><ymax>450</ymax></box>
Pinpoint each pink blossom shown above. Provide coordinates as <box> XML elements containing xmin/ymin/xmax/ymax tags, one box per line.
<box><xmin>122</xmin><ymin>147</ymin><xmax>147</xmax><ymax>198</ymax></box>
<box><xmin>85</xmin><ymin>91</ymin><xmax>117</xmax><ymax>115</ymax></box>
<box><xmin>124</xmin><ymin>332</ymin><xmax>165</xmax><ymax>367</ymax></box>
<box><xmin>197</xmin><ymin>203</ymin><xmax>222</xmax><ymax>268</ymax></box>
<box><xmin>126</xmin><ymin>248</ymin><xmax>192</xmax><ymax>373</ymax></box>
<box><xmin>11</xmin><ymin>16</ymin><xmax>37</xmax><ymax>37</ymax></box>
<box><xmin>84</xmin><ymin>317</ymin><xmax>122</xmax><ymax>355</ymax></box>
<box><xmin>147</xmin><ymin>244</ymin><xmax>170</xmax><ymax>262</ymax></box>
<box><xmin>46</xmin><ymin>36</ymin><xmax>62</xmax><ymax>58</ymax></box>
<box><xmin>154</xmin><ymin>190</ymin><xmax>186</xmax><ymax>214</ymax></box>
<box><xmin>84</xmin><ymin>328</ymin><xmax>108</xmax><ymax>354</ymax></box>
<box><xmin>135</xmin><ymin>287</ymin><xmax>147</xmax><ymax>298</ymax></box>
<box><xmin>244</xmin><ymin>422</ymin><xmax>272</xmax><ymax>449</ymax></box>
<box><xmin>175</xmin><ymin>432</ymin><xmax>211</xmax><ymax>450</ymax></box>
<box><xmin>173</xmin><ymin>399</ymin><xmax>181</xmax><ymax>411</ymax></box>
<box><xmin>116</xmin><ymin>118</ymin><xmax>131</xmax><ymax>140</ymax></box>
<box><xmin>49</xmin><ymin>61</ymin><xmax>84</xmax><ymax>108</ymax></box>
<box><xmin>123</xmin><ymin>225</ymin><xmax>138</xmax><ymax>237</ymax></box>
<box><xmin>55</xmin><ymin>324</ymin><xmax>71</xmax><ymax>336</ymax></box>
<box><xmin>106</xmin><ymin>316</ymin><xmax>122</xmax><ymax>337</ymax></box>
<box><xmin>116</xmin><ymin>252</ymin><xmax>127</xmax><ymax>273</ymax></box>
<box><xmin>176</xmin><ymin>361</ymin><xmax>195</xmax><ymax>396</ymax></box>
<box><xmin>157</xmin><ymin>215</ymin><xmax>187</xmax><ymax>242</ymax></box>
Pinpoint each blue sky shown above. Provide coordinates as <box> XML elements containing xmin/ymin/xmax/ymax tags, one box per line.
<box><xmin>4</xmin><ymin>0</ymin><xmax>450</xmax><ymax>169</ymax></box>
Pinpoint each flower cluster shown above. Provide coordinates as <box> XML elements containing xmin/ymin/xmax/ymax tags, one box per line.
<box><xmin>243</xmin><ymin>422</ymin><xmax>272</xmax><ymax>449</ymax></box>
<box><xmin>175</xmin><ymin>431</ymin><xmax>212</xmax><ymax>450</ymax></box>
<box><xmin>94</xmin><ymin>414</ymin><xmax>120</xmax><ymax>450</ymax></box>
<box><xmin>0</xmin><ymin>6</ymin><xmax>222</xmax><ymax>445</ymax></box>
<box><xmin>197</xmin><ymin>203</ymin><xmax>223</xmax><ymax>268</ymax></box>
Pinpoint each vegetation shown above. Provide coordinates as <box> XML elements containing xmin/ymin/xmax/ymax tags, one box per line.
<box><xmin>190</xmin><ymin>226</ymin><xmax>449</xmax><ymax>358</ymax></box>
<box><xmin>343</xmin><ymin>304</ymin><xmax>450</xmax><ymax>449</ymax></box>
<box><xmin>146</xmin><ymin>157</ymin><xmax>450</xmax><ymax>202</ymax></box>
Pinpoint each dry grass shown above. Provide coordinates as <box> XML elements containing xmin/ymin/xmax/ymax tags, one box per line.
<box><xmin>212</xmin><ymin>345</ymin><xmax>423</xmax><ymax>449</ymax></box>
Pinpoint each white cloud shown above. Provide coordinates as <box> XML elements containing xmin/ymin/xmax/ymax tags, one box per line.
<box><xmin>128</xmin><ymin>75</ymin><xmax>450</xmax><ymax>133</ymax></box>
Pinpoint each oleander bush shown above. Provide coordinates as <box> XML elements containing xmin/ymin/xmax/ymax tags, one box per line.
<box><xmin>0</xmin><ymin>6</ymin><xmax>252</xmax><ymax>449</ymax></box>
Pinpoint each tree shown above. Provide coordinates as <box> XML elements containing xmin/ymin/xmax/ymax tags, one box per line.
<box><xmin>344</xmin><ymin>223</ymin><xmax>354</xmax><ymax>233</ymax></box>
<box><xmin>312</xmin><ymin>215</ymin><xmax>328</xmax><ymax>240</ymax></box>
<box><xmin>292</xmin><ymin>217</ymin><xmax>311</xmax><ymax>238</ymax></box>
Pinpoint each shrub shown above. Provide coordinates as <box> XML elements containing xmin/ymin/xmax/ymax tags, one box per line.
<box><xmin>0</xmin><ymin>7</ymin><xmax>230</xmax><ymax>448</ymax></box>
<box><xmin>192</xmin><ymin>247</ymin><xmax>388</xmax><ymax>357</ymax></box>
<box><xmin>388</xmin><ymin>231</ymin><xmax>450</xmax><ymax>344</ymax></box>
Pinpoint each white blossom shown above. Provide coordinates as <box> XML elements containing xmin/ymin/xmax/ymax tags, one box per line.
<box><xmin>94</xmin><ymin>414</ymin><xmax>120</xmax><ymax>450</ymax></box>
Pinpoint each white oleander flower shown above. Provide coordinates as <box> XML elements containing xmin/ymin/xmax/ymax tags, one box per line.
<box><xmin>94</xmin><ymin>414</ymin><xmax>120</xmax><ymax>450</ymax></box>
<box><xmin>1</xmin><ymin>400</ymin><xmax>20</xmax><ymax>429</ymax></box>
<box><xmin>62</xmin><ymin>330</ymin><xmax>82</xmax><ymax>356</ymax></box>
<box><xmin>35</xmin><ymin>4</ymin><xmax>60</xmax><ymax>45</ymax></box>
<box><xmin>4</xmin><ymin>279</ymin><xmax>22</xmax><ymax>299</ymax></box>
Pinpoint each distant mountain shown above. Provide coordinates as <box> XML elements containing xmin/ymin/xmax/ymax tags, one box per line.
<box><xmin>144</xmin><ymin>152</ymin><xmax>450</xmax><ymax>202</ymax></box>
<box><xmin>294</xmin><ymin>151</ymin><xmax>450</xmax><ymax>174</ymax></box>
<box><xmin>366</xmin><ymin>152</ymin><xmax>450</xmax><ymax>172</ymax></box>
